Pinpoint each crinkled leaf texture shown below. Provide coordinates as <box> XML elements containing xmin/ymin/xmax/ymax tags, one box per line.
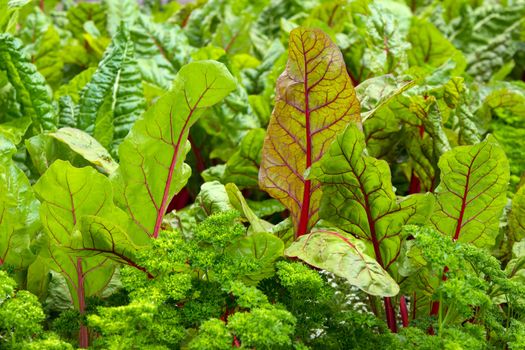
<box><xmin>315</xmin><ymin>124</ymin><xmax>434</xmax><ymax>270</ymax></box>
<box><xmin>117</xmin><ymin>60</ymin><xmax>236</xmax><ymax>238</ymax></box>
<box><xmin>33</xmin><ymin>160</ymin><xmax>116</xmax><ymax>309</ymax></box>
<box><xmin>78</xmin><ymin>24</ymin><xmax>145</xmax><ymax>152</ymax></box>
<box><xmin>285</xmin><ymin>230</ymin><xmax>399</xmax><ymax>297</ymax></box>
<box><xmin>259</xmin><ymin>27</ymin><xmax>360</xmax><ymax>238</ymax></box>
<box><xmin>430</xmin><ymin>136</ymin><xmax>509</xmax><ymax>247</ymax></box>
<box><xmin>0</xmin><ymin>34</ymin><xmax>56</xmax><ymax>134</ymax></box>
<box><xmin>0</xmin><ymin>136</ymin><xmax>40</xmax><ymax>268</ymax></box>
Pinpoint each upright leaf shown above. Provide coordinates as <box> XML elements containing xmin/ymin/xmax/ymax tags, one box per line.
<box><xmin>407</xmin><ymin>17</ymin><xmax>466</xmax><ymax>73</ymax></box>
<box><xmin>259</xmin><ymin>27</ymin><xmax>360</xmax><ymax>238</ymax></box>
<box><xmin>0</xmin><ymin>136</ymin><xmax>39</xmax><ymax>268</ymax></box>
<box><xmin>78</xmin><ymin>24</ymin><xmax>145</xmax><ymax>152</ymax></box>
<box><xmin>118</xmin><ymin>60</ymin><xmax>236</xmax><ymax>238</ymax></box>
<box><xmin>104</xmin><ymin>0</ymin><xmax>139</xmax><ymax>36</ymax></box>
<box><xmin>0</xmin><ymin>34</ymin><xmax>56</xmax><ymax>133</ymax></box>
<box><xmin>131</xmin><ymin>15</ymin><xmax>192</xmax><ymax>89</ymax></box>
<box><xmin>33</xmin><ymin>160</ymin><xmax>116</xmax><ymax>310</ymax></box>
<box><xmin>315</xmin><ymin>124</ymin><xmax>434</xmax><ymax>270</ymax></box>
<box><xmin>430</xmin><ymin>136</ymin><xmax>509</xmax><ymax>246</ymax></box>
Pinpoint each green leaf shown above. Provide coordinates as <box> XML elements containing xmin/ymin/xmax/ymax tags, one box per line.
<box><xmin>509</xmin><ymin>186</ymin><xmax>525</xmax><ymax>242</ymax></box>
<box><xmin>118</xmin><ymin>60</ymin><xmax>236</xmax><ymax>238</ymax></box>
<box><xmin>225</xmin><ymin>183</ymin><xmax>273</xmax><ymax>235</ymax></box>
<box><xmin>194</xmin><ymin>181</ymin><xmax>233</xmax><ymax>220</ymax></box>
<box><xmin>104</xmin><ymin>0</ymin><xmax>139</xmax><ymax>36</ymax></box>
<box><xmin>32</xmin><ymin>25</ymin><xmax>64</xmax><ymax>89</ymax></box>
<box><xmin>33</xmin><ymin>160</ymin><xmax>118</xmax><ymax>309</ymax></box>
<box><xmin>285</xmin><ymin>230</ymin><xmax>399</xmax><ymax>297</ymax></box>
<box><xmin>315</xmin><ymin>124</ymin><xmax>435</xmax><ymax>270</ymax></box>
<box><xmin>25</xmin><ymin>134</ymin><xmax>91</xmax><ymax>176</ymax></box>
<box><xmin>131</xmin><ymin>15</ymin><xmax>191</xmax><ymax>89</ymax></box>
<box><xmin>66</xmin><ymin>2</ymin><xmax>107</xmax><ymax>41</ymax></box>
<box><xmin>0</xmin><ymin>34</ymin><xmax>56</xmax><ymax>133</ymax></box>
<box><xmin>73</xmin><ymin>215</ymin><xmax>150</xmax><ymax>277</ymax></box>
<box><xmin>259</xmin><ymin>27</ymin><xmax>361</xmax><ymax>238</ymax></box>
<box><xmin>450</xmin><ymin>3</ymin><xmax>525</xmax><ymax>81</ymax></box>
<box><xmin>222</xmin><ymin>128</ymin><xmax>264</xmax><ymax>189</ymax></box>
<box><xmin>33</xmin><ymin>160</ymin><xmax>115</xmax><ymax>247</ymax></box>
<box><xmin>407</xmin><ymin>17</ymin><xmax>466</xmax><ymax>73</ymax></box>
<box><xmin>0</xmin><ymin>136</ymin><xmax>39</xmax><ymax>268</ymax></box>
<box><xmin>78</xmin><ymin>24</ymin><xmax>145</xmax><ymax>152</ymax></box>
<box><xmin>0</xmin><ymin>0</ymin><xmax>30</xmax><ymax>33</ymax></box>
<box><xmin>430</xmin><ymin>136</ymin><xmax>509</xmax><ymax>247</ymax></box>
<box><xmin>49</xmin><ymin>127</ymin><xmax>118</xmax><ymax>175</ymax></box>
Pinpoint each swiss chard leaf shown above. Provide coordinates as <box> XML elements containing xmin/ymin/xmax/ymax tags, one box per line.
<box><xmin>314</xmin><ymin>123</ymin><xmax>434</xmax><ymax>270</ymax></box>
<box><xmin>259</xmin><ymin>27</ymin><xmax>360</xmax><ymax>238</ymax></box>
<box><xmin>430</xmin><ymin>136</ymin><xmax>509</xmax><ymax>247</ymax></box>
<box><xmin>0</xmin><ymin>137</ymin><xmax>40</xmax><ymax>268</ymax></box>
<box><xmin>0</xmin><ymin>33</ymin><xmax>56</xmax><ymax>134</ymax></box>
<box><xmin>285</xmin><ymin>229</ymin><xmax>399</xmax><ymax>297</ymax></box>
<box><xmin>33</xmin><ymin>160</ymin><xmax>116</xmax><ymax>309</ymax></box>
<box><xmin>78</xmin><ymin>24</ymin><xmax>145</xmax><ymax>152</ymax></box>
<box><xmin>117</xmin><ymin>60</ymin><xmax>236</xmax><ymax>238</ymax></box>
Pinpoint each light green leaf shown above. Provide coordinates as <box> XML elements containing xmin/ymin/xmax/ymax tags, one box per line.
<box><xmin>33</xmin><ymin>160</ymin><xmax>117</xmax><ymax>309</ymax></box>
<box><xmin>104</xmin><ymin>0</ymin><xmax>139</xmax><ymax>36</ymax></box>
<box><xmin>285</xmin><ymin>230</ymin><xmax>399</xmax><ymax>297</ymax></box>
<box><xmin>430</xmin><ymin>136</ymin><xmax>509</xmax><ymax>246</ymax></box>
<box><xmin>49</xmin><ymin>127</ymin><xmax>118</xmax><ymax>175</ymax></box>
<box><xmin>118</xmin><ymin>60</ymin><xmax>236</xmax><ymax>238</ymax></box>
<box><xmin>34</xmin><ymin>160</ymin><xmax>115</xmax><ymax>247</ymax></box>
<box><xmin>194</xmin><ymin>181</ymin><xmax>233</xmax><ymax>221</ymax></box>
<box><xmin>0</xmin><ymin>136</ymin><xmax>39</xmax><ymax>268</ymax></box>
<box><xmin>509</xmin><ymin>186</ymin><xmax>525</xmax><ymax>242</ymax></box>
<box><xmin>225</xmin><ymin>183</ymin><xmax>273</xmax><ymax>235</ymax></box>
<box><xmin>131</xmin><ymin>15</ymin><xmax>191</xmax><ymax>89</ymax></box>
<box><xmin>73</xmin><ymin>215</ymin><xmax>149</xmax><ymax>276</ymax></box>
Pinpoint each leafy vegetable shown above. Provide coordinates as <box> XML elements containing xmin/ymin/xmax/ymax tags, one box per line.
<box><xmin>259</xmin><ymin>27</ymin><xmax>360</xmax><ymax>238</ymax></box>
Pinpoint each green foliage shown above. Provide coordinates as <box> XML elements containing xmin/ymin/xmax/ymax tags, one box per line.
<box><xmin>1</xmin><ymin>0</ymin><xmax>525</xmax><ymax>348</ymax></box>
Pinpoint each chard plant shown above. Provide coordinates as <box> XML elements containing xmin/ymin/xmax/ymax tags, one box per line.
<box><xmin>0</xmin><ymin>0</ymin><xmax>525</xmax><ymax>349</ymax></box>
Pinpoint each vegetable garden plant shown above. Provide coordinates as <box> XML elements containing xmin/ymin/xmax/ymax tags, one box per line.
<box><xmin>1</xmin><ymin>0</ymin><xmax>525</xmax><ymax>348</ymax></box>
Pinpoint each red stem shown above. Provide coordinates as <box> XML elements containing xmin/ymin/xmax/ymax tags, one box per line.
<box><xmin>400</xmin><ymin>296</ymin><xmax>409</xmax><ymax>327</ymax></box>
<box><xmin>39</xmin><ymin>0</ymin><xmax>44</xmax><ymax>12</ymax></box>
<box><xmin>412</xmin><ymin>292</ymin><xmax>417</xmax><ymax>320</ymax></box>
<box><xmin>76</xmin><ymin>258</ymin><xmax>89</xmax><ymax>348</ymax></box>
<box><xmin>167</xmin><ymin>187</ymin><xmax>191</xmax><ymax>212</ymax></box>
<box><xmin>408</xmin><ymin>173</ymin><xmax>421</xmax><ymax>194</ymax></box>
<box><xmin>153</xmin><ymin>90</ymin><xmax>208</xmax><ymax>238</ymax></box>
<box><xmin>296</xmin><ymin>41</ymin><xmax>313</xmax><ymax>238</ymax></box>
<box><xmin>188</xmin><ymin>135</ymin><xmax>206</xmax><ymax>173</ymax></box>
<box><xmin>384</xmin><ymin>297</ymin><xmax>398</xmax><ymax>333</ymax></box>
<box><xmin>232</xmin><ymin>335</ymin><xmax>241</xmax><ymax>347</ymax></box>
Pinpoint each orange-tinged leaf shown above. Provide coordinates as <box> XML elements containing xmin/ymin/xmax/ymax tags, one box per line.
<box><xmin>259</xmin><ymin>27</ymin><xmax>360</xmax><ymax>237</ymax></box>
